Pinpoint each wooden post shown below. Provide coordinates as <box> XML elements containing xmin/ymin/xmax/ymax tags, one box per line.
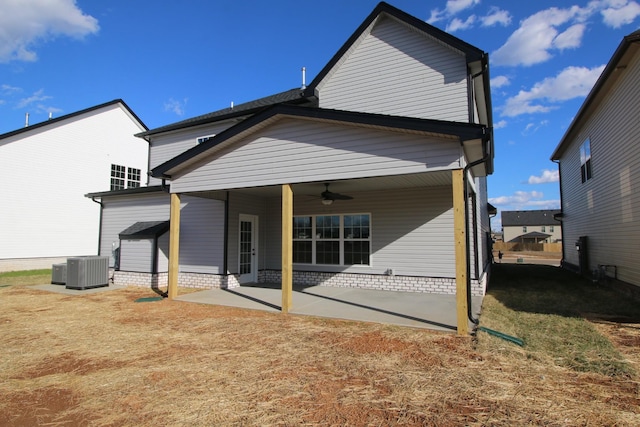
<box><xmin>281</xmin><ymin>184</ymin><xmax>293</xmax><ymax>313</ymax></box>
<box><xmin>452</xmin><ymin>169</ymin><xmax>468</xmax><ymax>336</ymax></box>
<box><xmin>168</xmin><ymin>192</ymin><xmax>181</xmax><ymax>300</ymax></box>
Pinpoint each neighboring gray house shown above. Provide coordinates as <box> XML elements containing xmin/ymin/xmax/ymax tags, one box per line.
<box><xmin>87</xmin><ymin>2</ymin><xmax>495</xmax><ymax>331</ymax></box>
<box><xmin>502</xmin><ymin>210</ymin><xmax>562</xmax><ymax>243</ymax></box>
<box><xmin>551</xmin><ymin>30</ymin><xmax>640</xmax><ymax>293</ymax></box>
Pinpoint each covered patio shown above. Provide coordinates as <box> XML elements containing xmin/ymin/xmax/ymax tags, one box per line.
<box><xmin>175</xmin><ymin>284</ymin><xmax>483</xmax><ymax>332</ymax></box>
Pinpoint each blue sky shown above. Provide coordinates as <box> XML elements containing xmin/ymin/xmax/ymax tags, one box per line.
<box><xmin>2</xmin><ymin>0</ymin><xmax>639</xmax><ymax>229</ymax></box>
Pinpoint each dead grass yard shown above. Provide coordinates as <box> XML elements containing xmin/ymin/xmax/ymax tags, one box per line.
<box><xmin>1</xmin><ymin>266</ymin><xmax>639</xmax><ymax>426</ymax></box>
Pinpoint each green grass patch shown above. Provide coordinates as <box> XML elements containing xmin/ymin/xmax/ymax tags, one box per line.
<box><xmin>0</xmin><ymin>269</ymin><xmax>52</xmax><ymax>286</ymax></box>
<box><xmin>479</xmin><ymin>264</ymin><xmax>639</xmax><ymax>377</ymax></box>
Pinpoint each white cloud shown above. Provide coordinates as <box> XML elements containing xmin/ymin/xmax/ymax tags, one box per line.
<box><xmin>0</xmin><ymin>0</ymin><xmax>99</xmax><ymax>63</ymax></box>
<box><xmin>492</xmin><ymin>6</ymin><xmax>590</xmax><ymax>67</ymax></box>
<box><xmin>489</xmin><ymin>191</ymin><xmax>560</xmax><ymax>210</ymax></box>
<box><xmin>553</xmin><ymin>24</ymin><xmax>586</xmax><ymax>49</ymax></box>
<box><xmin>481</xmin><ymin>7</ymin><xmax>512</xmax><ymax>27</ymax></box>
<box><xmin>493</xmin><ymin>1</ymin><xmax>640</xmax><ymax>66</ymax></box>
<box><xmin>500</xmin><ymin>65</ymin><xmax>605</xmax><ymax>117</ymax></box>
<box><xmin>491</xmin><ymin>75</ymin><xmax>510</xmax><ymax>88</ymax></box>
<box><xmin>494</xmin><ymin>120</ymin><xmax>507</xmax><ymax>129</ymax></box>
<box><xmin>600</xmin><ymin>0</ymin><xmax>640</xmax><ymax>28</ymax></box>
<box><xmin>164</xmin><ymin>98</ymin><xmax>188</xmax><ymax>116</ymax></box>
<box><xmin>17</xmin><ymin>89</ymin><xmax>51</xmax><ymax>108</ymax></box>
<box><xmin>446</xmin><ymin>0</ymin><xmax>481</xmax><ymax>15</ymax></box>
<box><xmin>528</xmin><ymin>169</ymin><xmax>560</xmax><ymax>184</ymax></box>
<box><xmin>1</xmin><ymin>84</ymin><xmax>22</xmax><ymax>95</ymax></box>
<box><xmin>428</xmin><ymin>0</ymin><xmax>480</xmax><ymax>24</ymax></box>
<box><xmin>446</xmin><ymin>15</ymin><xmax>476</xmax><ymax>32</ymax></box>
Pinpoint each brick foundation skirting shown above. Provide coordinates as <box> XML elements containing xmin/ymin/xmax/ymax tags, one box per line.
<box><xmin>113</xmin><ymin>269</ymin><xmax>485</xmax><ymax>296</ymax></box>
<box><xmin>113</xmin><ymin>270</ymin><xmax>241</xmax><ymax>290</ymax></box>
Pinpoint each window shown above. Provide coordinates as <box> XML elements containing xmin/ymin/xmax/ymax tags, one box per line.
<box><xmin>110</xmin><ymin>164</ymin><xmax>125</xmax><ymax>190</ymax></box>
<box><xmin>111</xmin><ymin>164</ymin><xmax>141</xmax><ymax>191</ymax></box>
<box><xmin>522</xmin><ymin>226</ymin><xmax>527</xmax><ymax>233</ymax></box>
<box><xmin>127</xmin><ymin>168</ymin><xmax>141</xmax><ymax>188</ymax></box>
<box><xmin>541</xmin><ymin>226</ymin><xmax>546</xmax><ymax>233</ymax></box>
<box><xmin>580</xmin><ymin>139</ymin><xmax>592</xmax><ymax>183</ymax></box>
<box><xmin>197</xmin><ymin>134</ymin><xmax>215</xmax><ymax>144</ymax></box>
<box><xmin>293</xmin><ymin>214</ymin><xmax>371</xmax><ymax>266</ymax></box>
<box><xmin>550</xmin><ymin>225</ymin><xmax>554</xmax><ymax>232</ymax></box>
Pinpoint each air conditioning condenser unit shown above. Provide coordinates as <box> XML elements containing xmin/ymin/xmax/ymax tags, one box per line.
<box><xmin>66</xmin><ymin>256</ymin><xmax>109</xmax><ymax>290</ymax></box>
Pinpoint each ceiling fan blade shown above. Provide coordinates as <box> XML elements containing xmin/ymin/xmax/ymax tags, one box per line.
<box><xmin>331</xmin><ymin>193</ymin><xmax>353</xmax><ymax>200</ymax></box>
<box><xmin>321</xmin><ymin>183</ymin><xmax>353</xmax><ymax>201</ymax></box>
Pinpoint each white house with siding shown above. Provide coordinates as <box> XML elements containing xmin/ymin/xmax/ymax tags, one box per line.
<box><xmin>87</xmin><ymin>3</ymin><xmax>494</xmax><ymax>329</ymax></box>
<box><xmin>0</xmin><ymin>100</ymin><xmax>148</xmax><ymax>270</ymax></box>
<box><xmin>551</xmin><ymin>30</ymin><xmax>640</xmax><ymax>295</ymax></box>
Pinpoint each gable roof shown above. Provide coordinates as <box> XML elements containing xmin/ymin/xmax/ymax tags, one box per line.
<box><xmin>501</xmin><ymin>210</ymin><xmax>562</xmax><ymax>227</ymax></box>
<box><xmin>137</xmin><ymin>88</ymin><xmax>315</xmax><ymax>139</ymax></box>
<box><xmin>0</xmin><ymin>99</ymin><xmax>147</xmax><ymax>141</ymax></box>
<box><xmin>150</xmin><ymin>104</ymin><xmax>489</xmax><ymax>179</ymax></box>
<box><xmin>305</xmin><ymin>2</ymin><xmax>485</xmax><ymax>93</ymax></box>
<box><xmin>551</xmin><ymin>30</ymin><xmax>640</xmax><ymax>160</ymax></box>
<box><xmin>303</xmin><ymin>2</ymin><xmax>492</xmax><ymax>128</ymax></box>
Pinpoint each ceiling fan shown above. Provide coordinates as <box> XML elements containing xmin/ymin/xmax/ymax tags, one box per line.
<box><xmin>321</xmin><ymin>183</ymin><xmax>353</xmax><ymax>205</ymax></box>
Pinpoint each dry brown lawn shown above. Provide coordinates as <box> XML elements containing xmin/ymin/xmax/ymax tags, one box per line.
<box><xmin>1</xmin><ymin>282</ymin><xmax>639</xmax><ymax>426</ymax></box>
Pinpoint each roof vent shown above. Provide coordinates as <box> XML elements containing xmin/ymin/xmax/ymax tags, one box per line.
<box><xmin>301</xmin><ymin>67</ymin><xmax>306</xmax><ymax>90</ymax></box>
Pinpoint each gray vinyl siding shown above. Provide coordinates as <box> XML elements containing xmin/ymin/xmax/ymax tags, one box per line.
<box><xmin>100</xmin><ymin>192</ymin><xmax>224</xmax><ymax>274</ymax></box>
<box><xmin>317</xmin><ymin>16</ymin><xmax>469</xmax><ymax>121</ymax></box>
<box><xmin>559</xmin><ymin>50</ymin><xmax>640</xmax><ymax>286</ymax></box>
<box><xmin>100</xmin><ymin>193</ymin><xmax>170</xmax><ymax>268</ymax></box>
<box><xmin>148</xmin><ymin>122</ymin><xmax>237</xmax><ymax>185</ymax></box>
<box><xmin>119</xmin><ymin>239</ymin><xmax>155</xmax><ymax>272</ymax></box>
<box><xmin>171</xmin><ymin>118</ymin><xmax>461</xmax><ymax>193</ymax></box>
<box><xmin>227</xmin><ymin>192</ymin><xmax>268</xmax><ymax>275</ymax></box>
<box><xmin>263</xmin><ymin>186</ymin><xmax>456</xmax><ymax>278</ymax></box>
<box><xmin>178</xmin><ymin>195</ymin><xmax>225</xmax><ymax>274</ymax></box>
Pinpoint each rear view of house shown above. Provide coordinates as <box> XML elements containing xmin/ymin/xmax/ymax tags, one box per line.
<box><xmin>89</xmin><ymin>2</ymin><xmax>494</xmax><ymax>332</ymax></box>
<box><xmin>551</xmin><ymin>30</ymin><xmax>640</xmax><ymax>294</ymax></box>
<box><xmin>0</xmin><ymin>100</ymin><xmax>148</xmax><ymax>271</ymax></box>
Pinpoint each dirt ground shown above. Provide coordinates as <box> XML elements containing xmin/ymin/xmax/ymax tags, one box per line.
<box><xmin>1</xmin><ymin>284</ymin><xmax>639</xmax><ymax>426</ymax></box>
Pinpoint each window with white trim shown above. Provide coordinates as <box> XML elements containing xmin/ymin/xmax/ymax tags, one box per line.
<box><xmin>111</xmin><ymin>164</ymin><xmax>141</xmax><ymax>191</ymax></box>
<box><xmin>580</xmin><ymin>139</ymin><xmax>592</xmax><ymax>183</ymax></box>
<box><xmin>293</xmin><ymin>214</ymin><xmax>371</xmax><ymax>266</ymax></box>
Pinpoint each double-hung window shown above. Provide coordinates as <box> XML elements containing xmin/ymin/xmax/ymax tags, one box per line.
<box><xmin>580</xmin><ymin>139</ymin><xmax>592</xmax><ymax>183</ymax></box>
<box><xmin>293</xmin><ymin>214</ymin><xmax>371</xmax><ymax>266</ymax></box>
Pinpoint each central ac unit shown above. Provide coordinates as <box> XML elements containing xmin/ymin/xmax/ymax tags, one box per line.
<box><xmin>66</xmin><ymin>256</ymin><xmax>109</xmax><ymax>290</ymax></box>
<box><xmin>51</xmin><ymin>263</ymin><xmax>67</xmax><ymax>285</ymax></box>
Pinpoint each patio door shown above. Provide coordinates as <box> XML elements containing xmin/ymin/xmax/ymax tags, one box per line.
<box><xmin>238</xmin><ymin>214</ymin><xmax>258</xmax><ymax>284</ymax></box>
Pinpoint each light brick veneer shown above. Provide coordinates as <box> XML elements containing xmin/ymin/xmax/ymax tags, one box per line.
<box><xmin>112</xmin><ymin>269</ymin><xmax>486</xmax><ymax>296</ymax></box>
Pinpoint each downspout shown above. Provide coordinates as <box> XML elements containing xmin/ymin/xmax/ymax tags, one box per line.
<box><xmin>91</xmin><ymin>197</ymin><xmax>103</xmax><ymax>256</ymax></box>
<box><xmin>552</xmin><ymin>159</ymin><xmax>565</xmax><ymax>264</ymax></box>
<box><xmin>463</xmin><ymin>136</ymin><xmax>491</xmax><ymax>326</ymax></box>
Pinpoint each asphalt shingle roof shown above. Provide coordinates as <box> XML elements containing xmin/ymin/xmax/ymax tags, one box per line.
<box><xmin>501</xmin><ymin>210</ymin><xmax>561</xmax><ymax>226</ymax></box>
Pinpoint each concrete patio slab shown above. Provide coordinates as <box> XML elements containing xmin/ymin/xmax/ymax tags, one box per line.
<box><xmin>176</xmin><ymin>285</ymin><xmax>483</xmax><ymax>332</ymax></box>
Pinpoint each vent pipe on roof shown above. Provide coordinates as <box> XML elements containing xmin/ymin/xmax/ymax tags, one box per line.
<box><xmin>301</xmin><ymin>67</ymin><xmax>306</xmax><ymax>90</ymax></box>
<box><xmin>49</xmin><ymin>112</ymin><xmax>53</xmax><ymax>120</ymax></box>
<box><xmin>230</xmin><ymin>101</ymin><xmax>234</xmax><ymax>110</ymax></box>
<box><xmin>24</xmin><ymin>112</ymin><xmax>29</xmax><ymax>127</ymax></box>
